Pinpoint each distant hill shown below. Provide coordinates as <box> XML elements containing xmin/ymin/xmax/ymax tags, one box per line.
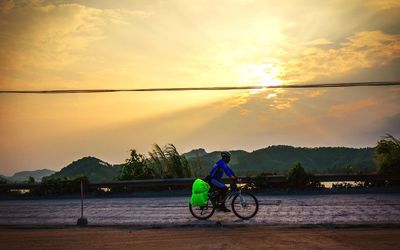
<box><xmin>3</xmin><ymin>146</ymin><xmax>376</xmax><ymax>183</ymax></box>
<box><xmin>50</xmin><ymin>156</ymin><xmax>122</xmax><ymax>182</ymax></box>
<box><xmin>183</xmin><ymin>148</ymin><xmax>208</xmax><ymax>159</ymax></box>
<box><xmin>7</xmin><ymin>169</ymin><xmax>56</xmax><ymax>183</ymax></box>
<box><xmin>186</xmin><ymin>145</ymin><xmax>375</xmax><ymax>176</ymax></box>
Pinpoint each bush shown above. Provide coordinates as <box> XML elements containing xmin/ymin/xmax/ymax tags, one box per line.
<box><xmin>27</xmin><ymin>176</ymin><xmax>35</xmax><ymax>184</ymax></box>
<box><xmin>0</xmin><ymin>176</ymin><xmax>7</xmax><ymax>184</ymax></box>
<box><xmin>33</xmin><ymin>175</ymin><xmax>89</xmax><ymax>195</ymax></box>
<box><xmin>119</xmin><ymin>149</ymin><xmax>156</xmax><ymax>180</ymax></box>
<box><xmin>119</xmin><ymin>143</ymin><xmax>192</xmax><ymax>181</ymax></box>
<box><xmin>286</xmin><ymin>163</ymin><xmax>321</xmax><ymax>189</ymax></box>
<box><xmin>246</xmin><ymin>173</ymin><xmax>286</xmax><ymax>191</ymax></box>
<box><xmin>375</xmin><ymin>134</ymin><xmax>400</xmax><ymax>176</ymax></box>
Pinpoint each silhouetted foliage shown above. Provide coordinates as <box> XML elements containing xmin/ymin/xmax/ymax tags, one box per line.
<box><xmin>33</xmin><ymin>175</ymin><xmax>89</xmax><ymax>195</ymax></box>
<box><xmin>118</xmin><ymin>143</ymin><xmax>192</xmax><ymax>180</ymax></box>
<box><xmin>245</xmin><ymin>172</ymin><xmax>285</xmax><ymax>191</ymax></box>
<box><xmin>27</xmin><ymin>176</ymin><xmax>35</xmax><ymax>184</ymax></box>
<box><xmin>119</xmin><ymin>149</ymin><xmax>158</xmax><ymax>180</ymax></box>
<box><xmin>0</xmin><ymin>176</ymin><xmax>7</xmax><ymax>184</ymax></box>
<box><xmin>286</xmin><ymin>163</ymin><xmax>320</xmax><ymax>189</ymax></box>
<box><xmin>375</xmin><ymin>134</ymin><xmax>400</xmax><ymax>176</ymax></box>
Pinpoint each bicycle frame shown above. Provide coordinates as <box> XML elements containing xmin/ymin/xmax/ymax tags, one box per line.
<box><xmin>210</xmin><ymin>184</ymin><xmax>242</xmax><ymax>205</ymax></box>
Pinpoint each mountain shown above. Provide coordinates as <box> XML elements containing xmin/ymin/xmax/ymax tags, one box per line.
<box><xmin>4</xmin><ymin>145</ymin><xmax>375</xmax><ymax>183</ymax></box>
<box><xmin>50</xmin><ymin>156</ymin><xmax>122</xmax><ymax>182</ymax></box>
<box><xmin>183</xmin><ymin>148</ymin><xmax>208</xmax><ymax>159</ymax></box>
<box><xmin>187</xmin><ymin>145</ymin><xmax>375</xmax><ymax>176</ymax></box>
<box><xmin>7</xmin><ymin>169</ymin><xmax>56</xmax><ymax>183</ymax></box>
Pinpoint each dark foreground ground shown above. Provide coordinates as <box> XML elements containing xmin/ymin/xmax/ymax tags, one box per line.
<box><xmin>1</xmin><ymin>226</ymin><xmax>399</xmax><ymax>250</ymax></box>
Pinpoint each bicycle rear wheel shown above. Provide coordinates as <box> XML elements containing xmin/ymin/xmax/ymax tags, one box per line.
<box><xmin>189</xmin><ymin>199</ymin><xmax>215</xmax><ymax>220</ymax></box>
<box><xmin>231</xmin><ymin>191</ymin><xmax>259</xmax><ymax>219</ymax></box>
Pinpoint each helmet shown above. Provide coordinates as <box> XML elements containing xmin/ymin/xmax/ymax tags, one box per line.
<box><xmin>221</xmin><ymin>151</ymin><xmax>231</xmax><ymax>159</ymax></box>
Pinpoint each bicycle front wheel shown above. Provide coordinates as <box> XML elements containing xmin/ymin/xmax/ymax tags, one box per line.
<box><xmin>231</xmin><ymin>191</ymin><xmax>259</xmax><ymax>219</ymax></box>
<box><xmin>189</xmin><ymin>199</ymin><xmax>215</xmax><ymax>220</ymax></box>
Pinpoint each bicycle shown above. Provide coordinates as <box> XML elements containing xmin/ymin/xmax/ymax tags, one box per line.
<box><xmin>189</xmin><ymin>180</ymin><xmax>259</xmax><ymax>220</ymax></box>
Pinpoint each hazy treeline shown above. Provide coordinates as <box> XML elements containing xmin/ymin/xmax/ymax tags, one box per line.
<box><xmin>1</xmin><ymin>135</ymin><xmax>399</xmax><ymax>196</ymax></box>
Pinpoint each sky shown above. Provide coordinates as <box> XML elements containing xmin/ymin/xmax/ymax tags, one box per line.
<box><xmin>0</xmin><ymin>0</ymin><xmax>399</xmax><ymax>175</ymax></box>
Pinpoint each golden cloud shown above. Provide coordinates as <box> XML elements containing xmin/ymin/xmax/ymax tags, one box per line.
<box><xmin>366</xmin><ymin>0</ymin><xmax>400</xmax><ymax>10</ymax></box>
<box><xmin>306</xmin><ymin>38</ymin><xmax>333</xmax><ymax>46</ymax></box>
<box><xmin>281</xmin><ymin>31</ymin><xmax>400</xmax><ymax>83</ymax></box>
<box><xmin>0</xmin><ymin>0</ymin><xmax>150</xmax><ymax>88</ymax></box>
<box><xmin>330</xmin><ymin>98</ymin><xmax>382</xmax><ymax>116</ymax></box>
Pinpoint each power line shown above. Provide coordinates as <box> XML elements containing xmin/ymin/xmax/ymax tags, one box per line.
<box><xmin>0</xmin><ymin>81</ymin><xmax>399</xmax><ymax>94</ymax></box>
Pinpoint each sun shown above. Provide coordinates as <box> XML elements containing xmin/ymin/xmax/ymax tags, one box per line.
<box><xmin>238</xmin><ymin>63</ymin><xmax>284</xmax><ymax>94</ymax></box>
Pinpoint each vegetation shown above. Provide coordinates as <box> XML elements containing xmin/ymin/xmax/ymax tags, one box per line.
<box><xmin>4</xmin><ymin>137</ymin><xmax>399</xmax><ymax>196</ymax></box>
<box><xmin>245</xmin><ymin>173</ymin><xmax>285</xmax><ymax>190</ymax></box>
<box><xmin>185</xmin><ymin>146</ymin><xmax>375</xmax><ymax>176</ymax></box>
<box><xmin>0</xmin><ymin>175</ymin><xmax>7</xmax><ymax>184</ymax></box>
<box><xmin>119</xmin><ymin>149</ymin><xmax>158</xmax><ymax>180</ymax></box>
<box><xmin>31</xmin><ymin>175</ymin><xmax>88</xmax><ymax>195</ymax></box>
<box><xmin>3</xmin><ymin>145</ymin><xmax>376</xmax><ymax>186</ymax></box>
<box><xmin>27</xmin><ymin>176</ymin><xmax>35</xmax><ymax>184</ymax></box>
<box><xmin>246</xmin><ymin>163</ymin><xmax>321</xmax><ymax>191</ymax></box>
<box><xmin>119</xmin><ymin>144</ymin><xmax>192</xmax><ymax>180</ymax></box>
<box><xmin>285</xmin><ymin>163</ymin><xmax>320</xmax><ymax>189</ymax></box>
<box><xmin>374</xmin><ymin>134</ymin><xmax>400</xmax><ymax>176</ymax></box>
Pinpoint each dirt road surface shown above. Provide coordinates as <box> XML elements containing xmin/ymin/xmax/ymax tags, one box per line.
<box><xmin>1</xmin><ymin>226</ymin><xmax>399</xmax><ymax>250</ymax></box>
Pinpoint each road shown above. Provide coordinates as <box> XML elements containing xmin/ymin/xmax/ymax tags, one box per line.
<box><xmin>1</xmin><ymin>193</ymin><xmax>400</xmax><ymax>227</ymax></box>
<box><xmin>2</xmin><ymin>227</ymin><xmax>400</xmax><ymax>250</ymax></box>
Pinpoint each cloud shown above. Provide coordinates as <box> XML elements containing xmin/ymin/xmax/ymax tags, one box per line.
<box><xmin>378</xmin><ymin>113</ymin><xmax>400</xmax><ymax>135</ymax></box>
<box><xmin>306</xmin><ymin>90</ymin><xmax>325</xmax><ymax>98</ymax></box>
<box><xmin>306</xmin><ymin>38</ymin><xmax>333</xmax><ymax>46</ymax></box>
<box><xmin>330</xmin><ymin>98</ymin><xmax>382</xmax><ymax>116</ymax></box>
<box><xmin>0</xmin><ymin>0</ymin><xmax>150</xmax><ymax>88</ymax></box>
<box><xmin>366</xmin><ymin>0</ymin><xmax>400</xmax><ymax>10</ymax></box>
<box><xmin>280</xmin><ymin>31</ymin><xmax>400</xmax><ymax>83</ymax></box>
<box><xmin>0</xmin><ymin>0</ymin><xmax>15</xmax><ymax>13</ymax></box>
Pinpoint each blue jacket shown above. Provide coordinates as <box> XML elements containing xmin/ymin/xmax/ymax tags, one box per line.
<box><xmin>209</xmin><ymin>159</ymin><xmax>235</xmax><ymax>180</ymax></box>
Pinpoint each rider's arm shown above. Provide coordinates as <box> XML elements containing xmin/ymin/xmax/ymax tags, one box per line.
<box><xmin>220</xmin><ymin>160</ymin><xmax>235</xmax><ymax>178</ymax></box>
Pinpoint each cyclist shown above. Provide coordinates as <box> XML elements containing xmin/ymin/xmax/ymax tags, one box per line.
<box><xmin>208</xmin><ymin>151</ymin><xmax>237</xmax><ymax>212</ymax></box>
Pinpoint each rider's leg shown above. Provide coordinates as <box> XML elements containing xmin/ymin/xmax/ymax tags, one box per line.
<box><xmin>210</xmin><ymin>179</ymin><xmax>230</xmax><ymax>212</ymax></box>
<box><xmin>210</xmin><ymin>178</ymin><xmax>227</xmax><ymax>202</ymax></box>
<box><xmin>219</xmin><ymin>187</ymin><xmax>228</xmax><ymax>202</ymax></box>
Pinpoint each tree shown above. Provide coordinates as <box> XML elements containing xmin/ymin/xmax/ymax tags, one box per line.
<box><xmin>286</xmin><ymin>163</ymin><xmax>319</xmax><ymax>189</ymax></box>
<box><xmin>374</xmin><ymin>134</ymin><xmax>400</xmax><ymax>175</ymax></box>
<box><xmin>119</xmin><ymin>149</ymin><xmax>157</xmax><ymax>180</ymax></box>
<box><xmin>0</xmin><ymin>176</ymin><xmax>7</xmax><ymax>184</ymax></box>
<box><xmin>38</xmin><ymin>175</ymin><xmax>88</xmax><ymax>195</ymax></box>
<box><xmin>27</xmin><ymin>176</ymin><xmax>35</xmax><ymax>184</ymax></box>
